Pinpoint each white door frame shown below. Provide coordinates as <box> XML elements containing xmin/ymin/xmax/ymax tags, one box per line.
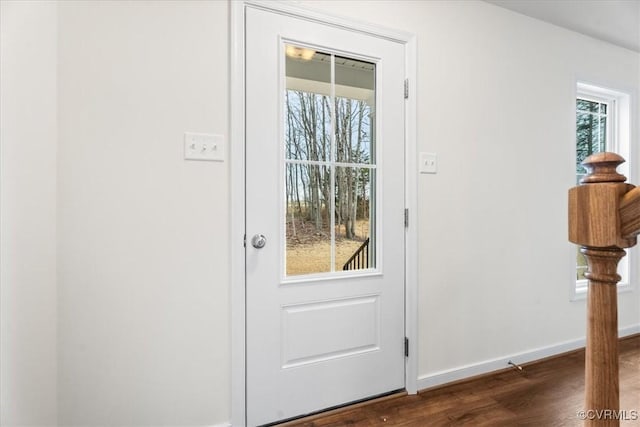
<box><xmin>230</xmin><ymin>1</ymin><xmax>417</xmax><ymax>425</ymax></box>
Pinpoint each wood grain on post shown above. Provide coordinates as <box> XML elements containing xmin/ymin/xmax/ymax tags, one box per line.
<box><xmin>568</xmin><ymin>152</ymin><xmax>638</xmax><ymax>427</ymax></box>
<box><xmin>619</xmin><ymin>187</ymin><xmax>640</xmax><ymax>239</ymax></box>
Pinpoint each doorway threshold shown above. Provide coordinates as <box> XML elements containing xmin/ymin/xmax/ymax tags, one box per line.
<box><xmin>272</xmin><ymin>389</ymin><xmax>407</xmax><ymax>427</ymax></box>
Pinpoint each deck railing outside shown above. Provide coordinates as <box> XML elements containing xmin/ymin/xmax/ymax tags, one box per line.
<box><xmin>342</xmin><ymin>237</ymin><xmax>370</xmax><ymax>271</ymax></box>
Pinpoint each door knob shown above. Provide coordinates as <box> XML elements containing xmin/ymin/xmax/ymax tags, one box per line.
<box><xmin>251</xmin><ymin>234</ymin><xmax>267</xmax><ymax>249</ymax></box>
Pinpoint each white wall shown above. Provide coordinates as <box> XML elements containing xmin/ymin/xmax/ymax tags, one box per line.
<box><xmin>0</xmin><ymin>1</ymin><xmax>58</xmax><ymax>425</ymax></box>
<box><xmin>1</xmin><ymin>1</ymin><xmax>639</xmax><ymax>426</ymax></box>
<box><xmin>57</xmin><ymin>1</ymin><xmax>229</xmax><ymax>425</ymax></box>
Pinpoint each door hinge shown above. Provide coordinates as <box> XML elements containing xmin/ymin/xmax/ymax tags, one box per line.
<box><xmin>404</xmin><ymin>208</ymin><xmax>409</xmax><ymax>228</ymax></box>
<box><xmin>404</xmin><ymin>337</ymin><xmax>409</xmax><ymax>357</ymax></box>
<box><xmin>243</xmin><ymin>234</ymin><xmax>246</xmax><ymax>248</ymax></box>
<box><xmin>404</xmin><ymin>79</ymin><xmax>409</xmax><ymax>99</ymax></box>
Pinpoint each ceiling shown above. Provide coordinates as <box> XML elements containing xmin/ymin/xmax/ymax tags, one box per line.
<box><xmin>484</xmin><ymin>0</ymin><xmax>640</xmax><ymax>52</ymax></box>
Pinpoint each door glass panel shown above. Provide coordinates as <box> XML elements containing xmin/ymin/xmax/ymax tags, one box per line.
<box><xmin>334</xmin><ymin>55</ymin><xmax>375</xmax><ymax>165</ymax></box>
<box><xmin>285</xmin><ymin>48</ymin><xmax>331</xmax><ymax>162</ymax></box>
<box><xmin>284</xmin><ymin>44</ymin><xmax>376</xmax><ymax>278</ymax></box>
<box><xmin>286</xmin><ymin>163</ymin><xmax>332</xmax><ymax>276</ymax></box>
<box><xmin>335</xmin><ymin>167</ymin><xmax>375</xmax><ymax>271</ymax></box>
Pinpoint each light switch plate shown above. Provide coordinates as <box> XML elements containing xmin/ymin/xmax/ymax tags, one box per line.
<box><xmin>184</xmin><ymin>132</ymin><xmax>224</xmax><ymax>162</ymax></box>
<box><xmin>420</xmin><ymin>152</ymin><xmax>437</xmax><ymax>174</ymax></box>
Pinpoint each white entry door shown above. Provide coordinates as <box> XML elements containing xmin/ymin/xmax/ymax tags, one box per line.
<box><xmin>246</xmin><ymin>6</ymin><xmax>406</xmax><ymax>426</ymax></box>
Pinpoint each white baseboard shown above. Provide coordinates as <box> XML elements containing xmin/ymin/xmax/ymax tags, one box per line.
<box><xmin>210</xmin><ymin>423</ymin><xmax>231</xmax><ymax>427</ymax></box>
<box><xmin>620</xmin><ymin>324</ymin><xmax>640</xmax><ymax>338</ymax></box>
<box><xmin>417</xmin><ymin>325</ymin><xmax>640</xmax><ymax>391</ymax></box>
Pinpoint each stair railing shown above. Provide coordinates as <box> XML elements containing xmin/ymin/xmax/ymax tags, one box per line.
<box><xmin>568</xmin><ymin>152</ymin><xmax>640</xmax><ymax>427</ymax></box>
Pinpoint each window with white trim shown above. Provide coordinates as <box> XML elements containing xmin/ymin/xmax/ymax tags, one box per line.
<box><xmin>574</xmin><ymin>82</ymin><xmax>632</xmax><ymax>296</ymax></box>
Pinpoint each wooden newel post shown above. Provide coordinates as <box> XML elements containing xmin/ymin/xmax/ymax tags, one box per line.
<box><xmin>581</xmin><ymin>246</ymin><xmax>624</xmax><ymax>424</ymax></box>
<box><xmin>569</xmin><ymin>153</ymin><xmax>639</xmax><ymax>426</ymax></box>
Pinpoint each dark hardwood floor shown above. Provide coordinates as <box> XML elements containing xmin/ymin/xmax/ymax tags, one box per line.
<box><xmin>278</xmin><ymin>335</ymin><xmax>640</xmax><ymax>426</ymax></box>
